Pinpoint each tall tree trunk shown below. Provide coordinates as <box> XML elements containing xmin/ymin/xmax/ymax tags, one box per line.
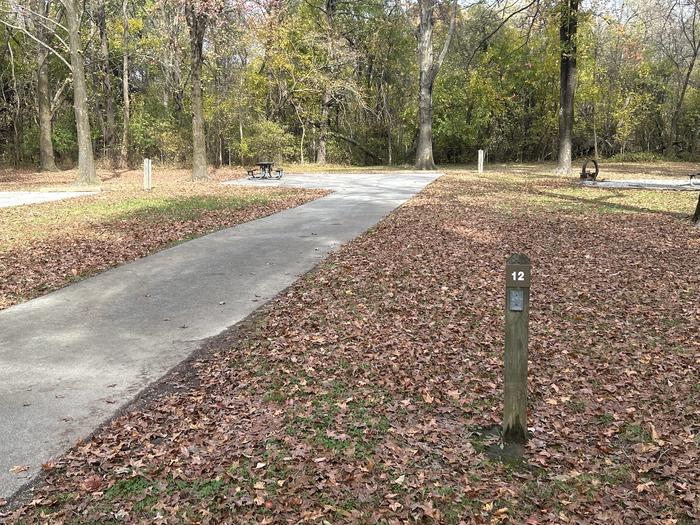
<box><xmin>6</xmin><ymin>38</ymin><xmax>21</xmax><ymax>167</ymax></box>
<box><xmin>415</xmin><ymin>1</ymin><xmax>436</xmax><ymax>170</ymax></box>
<box><xmin>185</xmin><ymin>3</ymin><xmax>208</xmax><ymax>181</ymax></box>
<box><xmin>317</xmin><ymin>91</ymin><xmax>330</xmax><ymax>164</ymax></box>
<box><xmin>62</xmin><ymin>0</ymin><xmax>97</xmax><ymax>184</ymax></box>
<box><xmin>668</xmin><ymin>51</ymin><xmax>698</xmax><ymax>155</ymax></box>
<box><xmin>415</xmin><ymin>0</ymin><xmax>457</xmax><ymax>171</ymax></box>
<box><xmin>592</xmin><ymin>42</ymin><xmax>598</xmax><ymax>161</ymax></box>
<box><xmin>11</xmin><ymin>110</ymin><xmax>20</xmax><ymax>167</ymax></box>
<box><xmin>96</xmin><ymin>0</ymin><xmax>116</xmax><ymax>167</ymax></box>
<box><xmin>316</xmin><ymin>0</ymin><xmax>337</xmax><ymax>165</ymax></box>
<box><xmin>120</xmin><ymin>0</ymin><xmax>130</xmax><ymax>167</ymax></box>
<box><xmin>693</xmin><ymin>193</ymin><xmax>700</xmax><ymax>224</ymax></box>
<box><xmin>37</xmin><ymin>47</ymin><xmax>58</xmax><ymax>171</ymax></box>
<box><xmin>381</xmin><ymin>78</ymin><xmax>392</xmax><ymax>165</ymax></box>
<box><xmin>34</xmin><ymin>0</ymin><xmax>58</xmax><ymax>171</ymax></box>
<box><xmin>592</xmin><ymin>106</ymin><xmax>598</xmax><ymax>160</ymax></box>
<box><xmin>557</xmin><ymin>0</ymin><xmax>579</xmax><ymax>174</ymax></box>
<box><xmin>239</xmin><ymin>119</ymin><xmax>244</xmax><ymax>163</ymax></box>
<box><xmin>292</xmin><ymin>102</ymin><xmax>306</xmax><ymax>163</ymax></box>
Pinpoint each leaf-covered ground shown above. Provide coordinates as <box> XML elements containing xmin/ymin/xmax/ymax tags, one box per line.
<box><xmin>3</xmin><ymin>167</ymin><xmax>699</xmax><ymax>524</ymax></box>
<box><xmin>0</xmin><ymin>167</ymin><xmax>325</xmax><ymax>310</ymax></box>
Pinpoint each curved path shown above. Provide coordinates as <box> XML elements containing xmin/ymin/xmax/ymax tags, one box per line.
<box><xmin>0</xmin><ymin>172</ymin><xmax>439</xmax><ymax>499</ymax></box>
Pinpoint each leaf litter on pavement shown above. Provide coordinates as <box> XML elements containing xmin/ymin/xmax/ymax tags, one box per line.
<box><xmin>3</xmin><ymin>168</ymin><xmax>699</xmax><ymax>524</ymax></box>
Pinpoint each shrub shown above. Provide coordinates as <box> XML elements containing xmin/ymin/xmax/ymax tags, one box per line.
<box><xmin>608</xmin><ymin>151</ymin><xmax>663</xmax><ymax>163</ymax></box>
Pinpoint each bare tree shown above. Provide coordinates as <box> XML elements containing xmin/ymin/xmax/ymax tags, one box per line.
<box><xmin>415</xmin><ymin>0</ymin><xmax>457</xmax><ymax>170</ymax></box>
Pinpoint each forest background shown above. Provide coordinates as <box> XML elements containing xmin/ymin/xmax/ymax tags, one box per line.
<box><xmin>1</xmin><ymin>0</ymin><xmax>698</xmax><ymax>175</ymax></box>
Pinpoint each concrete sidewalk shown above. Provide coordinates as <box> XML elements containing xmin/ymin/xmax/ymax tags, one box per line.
<box><xmin>582</xmin><ymin>179</ymin><xmax>700</xmax><ymax>191</ymax></box>
<box><xmin>0</xmin><ymin>172</ymin><xmax>439</xmax><ymax>499</ymax></box>
<box><xmin>0</xmin><ymin>191</ymin><xmax>98</xmax><ymax>208</ymax></box>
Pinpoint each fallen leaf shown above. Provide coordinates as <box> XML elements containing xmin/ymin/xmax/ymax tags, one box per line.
<box><xmin>82</xmin><ymin>474</ymin><xmax>102</xmax><ymax>492</ymax></box>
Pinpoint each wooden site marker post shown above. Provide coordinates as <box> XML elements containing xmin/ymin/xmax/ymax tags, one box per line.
<box><xmin>478</xmin><ymin>149</ymin><xmax>484</xmax><ymax>174</ymax></box>
<box><xmin>143</xmin><ymin>158</ymin><xmax>153</xmax><ymax>191</ymax></box>
<box><xmin>503</xmin><ymin>253</ymin><xmax>531</xmax><ymax>447</ymax></box>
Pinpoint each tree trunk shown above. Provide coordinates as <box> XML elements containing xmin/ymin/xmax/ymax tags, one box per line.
<box><xmin>120</xmin><ymin>0</ymin><xmax>130</xmax><ymax>167</ymax></box>
<box><xmin>592</xmin><ymin>107</ymin><xmax>598</xmax><ymax>160</ymax></box>
<box><xmin>415</xmin><ymin>2</ymin><xmax>436</xmax><ymax>170</ymax></box>
<box><xmin>11</xmin><ymin>113</ymin><xmax>20</xmax><ymax>167</ymax></box>
<box><xmin>34</xmin><ymin>0</ymin><xmax>58</xmax><ymax>171</ymax></box>
<box><xmin>415</xmin><ymin>0</ymin><xmax>457</xmax><ymax>171</ymax></box>
<box><xmin>6</xmin><ymin>37</ymin><xmax>21</xmax><ymax>167</ymax></box>
<box><xmin>381</xmin><ymin>79</ymin><xmax>392</xmax><ymax>165</ymax></box>
<box><xmin>693</xmin><ymin>193</ymin><xmax>700</xmax><ymax>224</ymax></box>
<box><xmin>185</xmin><ymin>3</ymin><xmax>208</xmax><ymax>181</ymax></box>
<box><xmin>293</xmin><ymin>102</ymin><xmax>306</xmax><ymax>164</ymax></box>
<box><xmin>416</xmin><ymin>70</ymin><xmax>435</xmax><ymax>169</ymax></box>
<box><xmin>315</xmin><ymin>0</ymin><xmax>337</xmax><ymax>165</ymax></box>
<box><xmin>557</xmin><ymin>0</ymin><xmax>578</xmax><ymax>174</ymax></box>
<box><xmin>300</xmin><ymin>122</ymin><xmax>306</xmax><ymax>164</ymax></box>
<box><xmin>63</xmin><ymin>0</ymin><xmax>97</xmax><ymax>184</ymax></box>
<box><xmin>592</xmin><ymin>43</ymin><xmax>598</xmax><ymax>161</ymax></box>
<box><xmin>238</xmin><ymin>119</ymin><xmax>244</xmax><ymax>164</ymax></box>
<box><xmin>37</xmin><ymin>46</ymin><xmax>58</xmax><ymax>171</ymax></box>
<box><xmin>668</xmin><ymin>51</ymin><xmax>698</xmax><ymax>156</ymax></box>
<box><xmin>96</xmin><ymin>0</ymin><xmax>116</xmax><ymax>168</ymax></box>
<box><xmin>317</xmin><ymin>91</ymin><xmax>330</xmax><ymax>164</ymax></box>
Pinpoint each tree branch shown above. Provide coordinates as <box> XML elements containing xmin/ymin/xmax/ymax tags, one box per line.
<box><xmin>51</xmin><ymin>76</ymin><xmax>72</xmax><ymax>115</ymax></box>
<box><xmin>330</xmin><ymin>131</ymin><xmax>384</xmax><ymax>163</ymax></box>
<box><xmin>463</xmin><ymin>0</ymin><xmax>538</xmax><ymax>71</ymax></box>
<box><xmin>432</xmin><ymin>0</ymin><xmax>458</xmax><ymax>81</ymax></box>
<box><xmin>0</xmin><ymin>17</ymin><xmax>72</xmax><ymax>70</ymax></box>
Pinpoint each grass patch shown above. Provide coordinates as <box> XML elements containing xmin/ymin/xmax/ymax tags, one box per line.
<box><xmin>113</xmin><ymin>194</ymin><xmax>273</xmax><ymax>223</ymax></box>
<box><xmin>104</xmin><ymin>476</ymin><xmax>154</xmax><ymax>500</ymax></box>
<box><xmin>595</xmin><ymin>413</ymin><xmax>615</xmax><ymax>425</ymax></box>
<box><xmin>620</xmin><ymin>423</ymin><xmax>652</xmax><ymax>443</ymax></box>
<box><xmin>190</xmin><ymin>478</ymin><xmax>227</xmax><ymax>498</ymax></box>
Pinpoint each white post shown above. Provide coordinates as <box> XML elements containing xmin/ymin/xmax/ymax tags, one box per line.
<box><xmin>478</xmin><ymin>150</ymin><xmax>484</xmax><ymax>174</ymax></box>
<box><xmin>143</xmin><ymin>158</ymin><xmax>152</xmax><ymax>190</ymax></box>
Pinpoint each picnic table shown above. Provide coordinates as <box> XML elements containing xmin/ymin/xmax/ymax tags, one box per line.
<box><xmin>247</xmin><ymin>161</ymin><xmax>283</xmax><ymax>180</ymax></box>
